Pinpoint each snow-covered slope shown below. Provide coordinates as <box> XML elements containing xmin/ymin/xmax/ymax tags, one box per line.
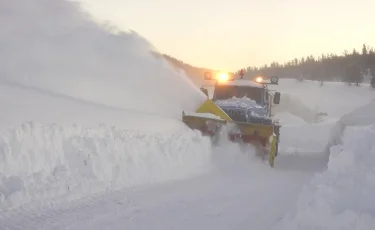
<box><xmin>0</xmin><ymin>0</ymin><xmax>210</xmax><ymax>209</ymax></box>
<box><xmin>0</xmin><ymin>121</ymin><xmax>213</xmax><ymax>209</ymax></box>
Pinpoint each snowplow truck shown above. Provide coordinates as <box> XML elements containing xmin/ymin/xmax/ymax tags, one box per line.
<box><xmin>182</xmin><ymin>71</ymin><xmax>281</xmax><ymax>167</ymax></box>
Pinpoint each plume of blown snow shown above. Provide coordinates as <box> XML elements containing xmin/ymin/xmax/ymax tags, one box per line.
<box><xmin>0</xmin><ymin>0</ymin><xmax>205</xmax><ymax>118</ymax></box>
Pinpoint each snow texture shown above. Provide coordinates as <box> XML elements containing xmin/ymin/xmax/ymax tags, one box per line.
<box><xmin>0</xmin><ymin>0</ymin><xmax>210</xmax><ymax>210</ymax></box>
<box><xmin>1</xmin><ymin>0</ymin><xmax>375</xmax><ymax>229</ymax></box>
<box><xmin>276</xmin><ymin>124</ymin><xmax>375</xmax><ymax>230</ymax></box>
<box><xmin>0</xmin><ymin>122</ymin><xmax>212</xmax><ymax>209</ymax></box>
<box><xmin>215</xmin><ymin>97</ymin><xmax>263</xmax><ymax>109</ymax></box>
<box><xmin>0</xmin><ymin>0</ymin><xmax>206</xmax><ymax>119</ymax></box>
<box><xmin>269</xmin><ymin>79</ymin><xmax>375</xmax><ymax>122</ymax></box>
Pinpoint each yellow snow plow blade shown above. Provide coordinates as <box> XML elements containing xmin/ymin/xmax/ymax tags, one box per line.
<box><xmin>195</xmin><ymin>99</ymin><xmax>232</xmax><ymax>121</ymax></box>
<box><xmin>182</xmin><ymin>99</ymin><xmax>229</xmax><ymax>133</ymax></box>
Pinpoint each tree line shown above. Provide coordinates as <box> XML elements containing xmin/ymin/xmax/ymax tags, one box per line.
<box><xmin>239</xmin><ymin>44</ymin><xmax>375</xmax><ymax>87</ymax></box>
<box><xmin>163</xmin><ymin>44</ymin><xmax>375</xmax><ymax>88</ymax></box>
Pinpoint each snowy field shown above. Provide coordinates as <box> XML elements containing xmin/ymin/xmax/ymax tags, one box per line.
<box><xmin>1</xmin><ymin>0</ymin><xmax>375</xmax><ymax>230</ymax></box>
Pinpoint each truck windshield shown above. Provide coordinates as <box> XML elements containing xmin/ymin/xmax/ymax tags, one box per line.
<box><xmin>213</xmin><ymin>85</ymin><xmax>263</xmax><ymax>104</ymax></box>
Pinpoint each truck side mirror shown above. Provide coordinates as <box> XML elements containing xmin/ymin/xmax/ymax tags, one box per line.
<box><xmin>270</xmin><ymin>76</ymin><xmax>279</xmax><ymax>85</ymax></box>
<box><xmin>273</xmin><ymin>92</ymin><xmax>281</xmax><ymax>104</ymax></box>
<box><xmin>200</xmin><ymin>87</ymin><xmax>209</xmax><ymax>97</ymax></box>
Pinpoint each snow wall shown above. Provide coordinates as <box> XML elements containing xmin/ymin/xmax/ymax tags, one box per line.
<box><xmin>0</xmin><ymin>122</ymin><xmax>212</xmax><ymax>209</ymax></box>
<box><xmin>0</xmin><ymin>0</ymin><xmax>212</xmax><ymax>209</ymax></box>
<box><xmin>275</xmin><ymin>100</ymin><xmax>375</xmax><ymax>230</ymax></box>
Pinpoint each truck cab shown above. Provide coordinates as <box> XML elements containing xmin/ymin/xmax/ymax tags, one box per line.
<box><xmin>201</xmin><ymin>76</ymin><xmax>281</xmax><ymax>125</ymax></box>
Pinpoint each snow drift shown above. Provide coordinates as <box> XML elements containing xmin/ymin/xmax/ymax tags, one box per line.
<box><xmin>275</xmin><ymin>124</ymin><xmax>375</xmax><ymax>230</ymax></box>
<box><xmin>0</xmin><ymin>0</ymin><xmax>206</xmax><ymax>118</ymax></box>
<box><xmin>0</xmin><ymin>121</ymin><xmax>212</xmax><ymax>209</ymax></box>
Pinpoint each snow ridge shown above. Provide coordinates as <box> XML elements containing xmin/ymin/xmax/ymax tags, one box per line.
<box><xmin>0</xmin><ymin>121</ymin><xmax>212</xmax><ymax>209</ymax></box>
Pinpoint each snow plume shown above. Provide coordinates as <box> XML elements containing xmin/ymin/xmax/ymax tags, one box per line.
<box><xmin>275</xmin><ymin>124</ymin><xmax>375</xmax><ymax>230</ymax></box>
<box><xmin>0</xmin><ymin>122</ymin><xmax>212</xmax><ymax>209</ymax></box>
<box><xmin>0</xmin><ymin>0</ymin><xmax>205</xmax><ymax>118</ymax></box>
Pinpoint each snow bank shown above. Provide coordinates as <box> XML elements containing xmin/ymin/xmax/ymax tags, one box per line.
<box><xmin>275</xmin><ymin>99</ymin><xmax>375</xmax><ymax>229</ymax></box>
<box><xmin>275</xmin><ymin>124</ymin><xmax>375</xmax><ymax>230</ymax></box>
<box><xmin>279</xmin><ymin>122</ymin><xmax>335</xmax><ymax>154</ymax></box>
<box><xmin>273</xmin><ymin>112</ymin><xmax>333</xmax><ymax>155</ymax></box>
<box><xmin>328</xmin><ymin>100</ymin><xmax>375</xmax><ymax>149</ymax></box>
<box><xmin>0</xmin><ymin>122</ymin><xmax>212</xmax><ymax>209</ymax></box>
<box><xmin>0</xmin><ymin>0</ymin><xmax>213</xmax><ymax>209</ymax></box>
<box><xmin>0</xmin><ymin>0</ymin><xmax>205</xmax><ymax>119</ymax></box>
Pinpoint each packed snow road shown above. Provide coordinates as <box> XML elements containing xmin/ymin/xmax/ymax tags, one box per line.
<box><xmin>1</xmin><ymin>148</ymin><xmax>327</xmax><ymax>230</ymax></box>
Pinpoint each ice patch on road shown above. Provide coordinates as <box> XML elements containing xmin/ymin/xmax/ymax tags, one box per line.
<box><xmin>0</xmin><ymin>122</ymin><xmax>212</xmax><ymax>209</ymax></box>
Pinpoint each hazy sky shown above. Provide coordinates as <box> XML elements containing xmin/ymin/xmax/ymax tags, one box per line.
<box><xmin>78</xmin><ymin>0</ymin><xmax>375</xmax><ymax>71</ymax></box>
